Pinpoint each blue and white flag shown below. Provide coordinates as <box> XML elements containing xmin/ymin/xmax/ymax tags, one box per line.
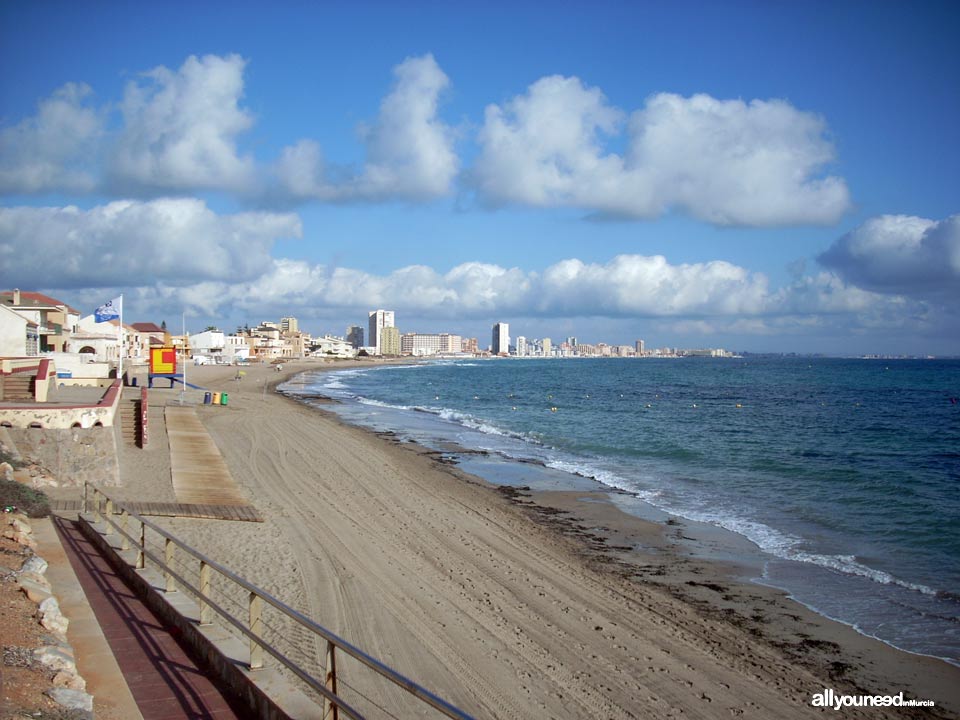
<box><xmin>94</xmin><ymin>296</ymin><xmax>122</xmax><ymax>323</ymax></box>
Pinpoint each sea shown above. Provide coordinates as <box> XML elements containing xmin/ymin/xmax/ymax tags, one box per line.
<box><xmin>280</xmin><ymin>357</ymin><xmax>960</xmax><ymax>665</ymax></box>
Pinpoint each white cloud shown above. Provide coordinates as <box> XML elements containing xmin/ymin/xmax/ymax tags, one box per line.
<box><xmin>472</xmin><ymin>76</ymin><xmax>636</xmax><ymax>211</ymax></box>
<box><xmin>819</xmin><ymin>214</ymin><xmax>960</xmax><ymax>298</ymax></box>
<box><xmin>0</xmin><ymin>83</ymin><xmax>103</xmax><ymax>194</ymax></box>
<box><xmin>275</xmin><ymin>54</ymin><xmax>457</xmax><ymax>202</ymax></box>
<box><xmin>0</xmin><ymin>198</ymin><xmax>301</xmax><ymax>289</ymax></box>
<box><xmin>110</xmin><ymin>54</ymin><xmax>256</xmax><ymax>192</ymax></box>
<box><xmin>538</xmin><ymin>255</ymin><xmax>770</xmax><ymax>316</ymax></box>
<box><xmin>473</xmin><ymin>81</ymin><xmax>851</xmax><ymax>226</ymax></box>
<box><xmin>137</xmin><ymin>253</ymin><xmax>874</xmax><ymax>325</ymax></box>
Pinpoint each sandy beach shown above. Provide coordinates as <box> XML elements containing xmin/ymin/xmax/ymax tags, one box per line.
<box><xmin>113</xmin><ymin>360</ymin><xmax>959</xmax><ymax>719</ymax></box>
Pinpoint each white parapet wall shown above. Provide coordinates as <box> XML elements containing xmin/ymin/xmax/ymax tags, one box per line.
<box><xmin>0</xmin><ymin>380</ymin><xmax>123</xmax><ymax>429</ymax></box>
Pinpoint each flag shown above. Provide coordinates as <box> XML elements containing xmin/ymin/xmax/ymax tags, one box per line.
<box><xmin>94</xmin><ymin>296</ymin><xmax>122</xmax><ymax>323</ymax></box>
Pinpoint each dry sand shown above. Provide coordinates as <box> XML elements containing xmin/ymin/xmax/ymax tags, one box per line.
<box><xmin>115</xmin><ymin>360</ymin><xmax>959</xmax><ymax>719</ymax></box>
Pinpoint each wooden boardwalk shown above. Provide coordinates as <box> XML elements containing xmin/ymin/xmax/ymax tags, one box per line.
<box><xmin>49</xmin><ymin>406</ymin><xmax>262</xmax><ymax>522</ymax></box>
<box><xmin>166</xmin><ymin>406</ymin><xmax>250</xmax><ymax>507</ymax></box>
<box><xmin>50</xmin><ymin>499</ymin><xmax>263</xmax><ymax>522</ymax></box>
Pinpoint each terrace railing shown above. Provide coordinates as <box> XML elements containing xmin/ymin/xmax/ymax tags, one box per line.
<box><xmin>82</xmin><ymin>482</ymin><xmax>476</xmax><ymax>720</ymax></box>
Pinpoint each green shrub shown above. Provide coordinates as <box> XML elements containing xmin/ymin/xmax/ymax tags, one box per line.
<box><xmin>0</xmin><ymin>479</ymin><xmax>51</xmax><ymax>518</ymax></box>
<box><xmin>0</xmin><ymin>448</ymin><xmax>26</xmax><ymax>469</ymax></box>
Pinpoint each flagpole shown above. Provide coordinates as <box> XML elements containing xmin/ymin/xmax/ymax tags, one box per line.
<box><xmin>180</xmin><ymin>312</ymin><xmax>186</xmax><ymax>405</ymax></box>
<box><xmin>118</xmin><ymin>294</ymin><xmax>124</xmax><ymax>383</ymax></box>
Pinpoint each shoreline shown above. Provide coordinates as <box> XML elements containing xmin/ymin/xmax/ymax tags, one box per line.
<box><xmin>118</xmin><ymin>360</ymin><xmax>959</xmax><ymax>717</ymax></box>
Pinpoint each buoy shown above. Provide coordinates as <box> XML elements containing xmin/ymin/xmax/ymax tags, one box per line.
<box><xmin>736</xmin><ymin>403</ymin><xmax>742</xmax><ymax>408</ymax></box>
<box><xmin>512</xmin><ymin>406</ymin><xmax>517</xmax><ymax>411</ymax></box>
<box><xmin>692</xmin><ymin>404</ymin><xmax>697</xmax><ymax>408</ymax></box>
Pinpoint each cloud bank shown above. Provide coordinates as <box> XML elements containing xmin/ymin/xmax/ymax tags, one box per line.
<box><xmin>109</xmin><ymin>54</ymin><xmax>256</xmax><ymax>193</ymax></box>
<box><xmin>0</xmin><ymin>198</ymin><xmax>301</xmax><ymax>289</ymax></box>
<box><xmin>819</xmin><ymin>214</ymin><xmax>960</xmax><ymax>299</ymax></box>
<box><xmin>1</xmin><ymin>193</ymin><xmax>942</xmax><ymax>345</ymax></box>
<box><xmin>1</xmin><ymin>54</ymin><xmax>850</xmax><ymax>227</ymax></box>
<box><xmin>472</xmin><ymin>78</ymin><xmax>851</xmax><ymax>225</ymax></box>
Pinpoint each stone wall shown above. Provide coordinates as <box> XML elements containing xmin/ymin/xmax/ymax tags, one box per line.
<box><xmin>4</xmin><ymin>426</ymin><xmax>119</xmax><ymax>488</ymax></box>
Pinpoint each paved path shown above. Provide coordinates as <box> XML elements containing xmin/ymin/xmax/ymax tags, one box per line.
<box><xmin>52</xmin><ymin>516</ymin><xmax>247</xmax><ymax>719</ymax></box>
<box><xmin>166</xmin><ymin>406</ymin><xmax>251</xmax><ymax>507</ymax></box>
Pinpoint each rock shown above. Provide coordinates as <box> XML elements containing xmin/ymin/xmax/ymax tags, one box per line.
<box><xmin>0</xmin><ymin>461</ymin><xmax>12</xmax><ymax>481</ymax></box>
<box><xmin>11</xmin><ymin>517</ymin><xmax>32</xmax><ymax>534</ymax></box>
<box><xmin>18</xmin><ymin>569</ymin><xmax>49</xmax><ymax>587</ymax></box>
<box><xmin>34</xmin><ymin>645</ymin><xmax>76</xmax><ymax>673</ymax></box>
<box><xmin>18</xmin><ymin>575</ymin><xmax>53</xmax><ymax>604</ymax></box>
<box><xmin>45</xmin><ymin>687</ymin><xmax>93</xmax><ymax>714</ymax></box>
<box><xmin>53</xmin><ymin>669</ymin><xmax>86</xmax><ymax>691</ymax></box>
<box><xmin>39</xmin><ymin>596</ymin><xmax>69</xmax><ymax>635</ymax></box>
<box><xmin>20</xmin><ymin>555</ymin><xmax>48</xmax><ymax>575</ymax></box>
<box><xmin>3</xmin><ymin>529</ymin><xmax>36</xmax><ymax>549</ymax></box>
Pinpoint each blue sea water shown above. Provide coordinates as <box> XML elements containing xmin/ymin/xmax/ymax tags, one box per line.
<box><xmin>281</xmin><ymin>357</ymin><xmax>960</xmax><ymax>664</ymax></box>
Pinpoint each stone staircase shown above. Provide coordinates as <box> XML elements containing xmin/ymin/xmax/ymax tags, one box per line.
<box><xmin>0</xmin><ymin>373</ymin><xmax>35</xmax><ymax>401</ymax></box>
<box><xmin>117</xmin><ymin>398</ymin><xmax>142</xmax><ymax>446</ymax></box>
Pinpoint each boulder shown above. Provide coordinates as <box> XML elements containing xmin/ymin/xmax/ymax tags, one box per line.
<box><xmin>20</xmin><ymin>555</ymin><xmax>48</xmax><ymax>575</ymax></box>
<box><xmin>19</xmin><ymin>575</ymin><xmax>53</xmax><ymax>604</ymax></box>
<box><xmin>45</xmin><ymin>687</ymin><xmax>93</xmax><ymax>715</ymax></box>
<box><xmin>34</xmin><ymin>645</ymin><xmax>76</xmax><ymax>673</ymax></box>
<box><xmin>38</xmin><ymin>597</ymin><xmax>69</xmax><ymax>636</ymax></box>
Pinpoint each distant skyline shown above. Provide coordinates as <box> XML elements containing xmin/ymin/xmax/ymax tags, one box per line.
<box><xmin>1</xmin><ymin>1</ymin><xmax>958</xmax><ymax>355</ymax></box>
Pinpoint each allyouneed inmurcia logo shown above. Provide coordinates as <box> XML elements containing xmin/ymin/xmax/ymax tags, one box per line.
<box><xmin>811</xmin><ymin>688</ymin><xmax>935</xmax><ymax>710</ymax></box>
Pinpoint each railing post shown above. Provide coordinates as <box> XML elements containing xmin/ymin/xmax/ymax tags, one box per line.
<box><xmin>249</xmin><ymin>592</ymin><xmax>263</xmax><ymax>670</ymax></box>
<box><xmin>164</xmin><ymin>538</ymin><xmax>176</xmax><ymax>592</ymax></box>
<box><xmin>82</xmin><ymin>483</ymin><xmax>88</xmax><ymax>514</ymax></box>
<box><xmin>199</xmin><ymin>561</ymin><xmax>212</xmax><ymax>625</ymax></box>
<box><xmin>136</xmin><ymin>520</ymin><xmax>145</xmax><ymax>569</ymax></box>
<box><xmin>324</xmin><ymin>641</ymin><xmax>339</xmax><ymax>720</ymax></box>
<box><xmin>120</xmin><ymin>510</ymin><xmax>129</xmax><ymax>550</ymax></box>
<box><xmin>104</xmin><ymin>499</ymin><xmax>114</xmax><ymax>535</ymax></box>
<box><xmin>92</xmin><ymin>489</ymin><xmax>101</xmax><ymax>523</ymax></box>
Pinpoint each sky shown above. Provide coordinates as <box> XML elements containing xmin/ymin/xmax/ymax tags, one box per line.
<box><xmin>1</xmin><ymin>0</ymin><xmax>958</xmax><ymax>355</ymax></box>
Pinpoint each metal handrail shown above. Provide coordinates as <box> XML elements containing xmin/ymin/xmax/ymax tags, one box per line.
<box><xmin>82</xmin><ymin>482</ymin><xmax>476</xmax><ymax>720</ymax></box>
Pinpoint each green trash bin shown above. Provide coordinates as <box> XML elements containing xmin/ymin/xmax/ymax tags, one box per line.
<box><xmin>220</xmin><ymin>392</ymin><xmax>229</xmax><ymax>406</ymax></box>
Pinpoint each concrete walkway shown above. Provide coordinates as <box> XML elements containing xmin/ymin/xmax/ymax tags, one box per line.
<box><xmin>50</xmin><ymin>516</ymin><xmax>247</xmax><ymax>719</ymax></box>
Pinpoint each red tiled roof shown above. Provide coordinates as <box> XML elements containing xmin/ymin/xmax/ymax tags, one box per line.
<box><xmin>0</xmin><ymin>290</ymin><xmax>80</xmax><ymax>314</ymax></box>
<box><xmin>131</xmin><ymin>322</ymin><xmax>166</xmax><ymax>333</ymax></box>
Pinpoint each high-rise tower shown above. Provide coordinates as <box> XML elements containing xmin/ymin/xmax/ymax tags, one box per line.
<box><xmin>368</xmin><ymin>310</ymin><xmax>395</xmax><ymax>355</ymax></box>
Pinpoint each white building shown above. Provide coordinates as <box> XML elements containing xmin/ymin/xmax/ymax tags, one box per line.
<box><xmin>0</xmin><ymin>304</ymin><xmax>36</xmax><ymax>356</ymax></box>
<box><xmin>400</xmin><ymin>333</ymin><xmax>463</xmax><ymax>356</ymax></box>
<box><xmin>492</xmin><ymin>322</ymin><xmax>510</xmax><ymax>355</ymax></box>
<box><xmin>368</xmin><ymin>309</ymin><xmax>395</xmax><ymax>356</ymax></box>
<box><xmin>223</xmin><ymin>334</ymin><xmax>251</xmax><ymax>363</ymax></box>
<box><xmin>515</xmin><ymin>336</ymin><xmax>528</xmax><ymax>357</ymax></box>
<box><xmin>189</xmin><ymin>330</ymin><xmax>226</xmax><ymax>362</ymax></box>
<box><xmin>311</xmin><ymin>335</ymin><xmax>356</xmax><ymax>358</ymax></box>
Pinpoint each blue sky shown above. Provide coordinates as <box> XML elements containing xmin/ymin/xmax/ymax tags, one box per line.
<box><xmin>2</xmin><ymin>0</ymin><xmax>958</xmax><ymax>354</ymax></box>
